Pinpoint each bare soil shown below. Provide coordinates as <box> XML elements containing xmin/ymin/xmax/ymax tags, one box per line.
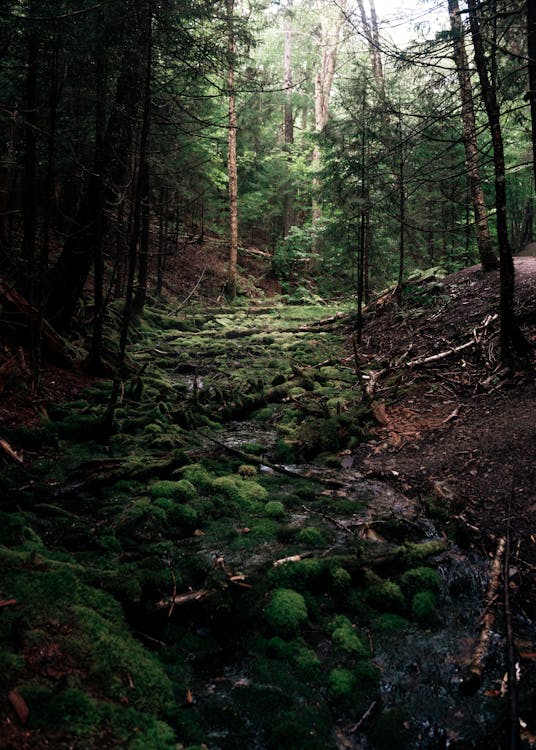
<box><xmin>352</xmin><ymin>257</ymin><xmax>536</xmax><ymax>618</ymax></box>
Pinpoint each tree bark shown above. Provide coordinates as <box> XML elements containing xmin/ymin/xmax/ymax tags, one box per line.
<box><xmin>21</xmin><ymin>20</ymin><xmax>38</xmax><ymax>265</ymax></box>
<box><xmin>282</xmin><ymin>1</ymin><xmax>294</xmax><ymax>237</ymax></box>
<box><xmin>527</xmin><ymin>0</ymin><xmax>536</xmax><ymax>190</ymax></box>
<box><xmin>225</xmin><ymin>0</ymin><xmax>238</xmax><ymax>301</ymax></box>
<box><xmin>133</xmin><ymin>11</ymin><xmax>152</xmax><ymax>315</ymax></box>
<box><xmin>356</xmin><ymin>0</ymin><xmax>383</xmax><ymax>84</ymax></box>
<box><xmin>467</xmin><ymin>0</ymin><xmax>530</xmax><ymax>366</ymax></box>
<box><xmin>448</xmin><ymin>0</ymin><xmax>498</xmax><ymax>271</ymax></box>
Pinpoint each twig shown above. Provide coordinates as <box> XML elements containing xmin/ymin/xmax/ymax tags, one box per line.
<box><xmin>174</xmin><ymin>265</ymin><xmax>207</xmax><ymax>312</ymax></box>
<box><xmin>350</xmin><ymin>699</ymin><xmax>378</xmax><ymax>733</ymax></box>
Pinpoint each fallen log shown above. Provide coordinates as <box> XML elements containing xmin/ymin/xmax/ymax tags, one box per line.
<box><xmin>462</xmin><ymin>536</ymin><xmax>506</xmax><ymax>694</ymax></box>
<box><xmin>199</xmin><ymin>432</ymin><xmax>348</xmax><ymax>488</ymax></box>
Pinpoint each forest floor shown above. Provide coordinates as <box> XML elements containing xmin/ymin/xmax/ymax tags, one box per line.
<box><xmin>1</xmin><ymin>240</ymin><xmax>535</xmax><ymax>750</ymax></box>
<box><xmin>353</xmin><ymin>257</ymin><xmax>536</xmax><ymax>620</ymax></box>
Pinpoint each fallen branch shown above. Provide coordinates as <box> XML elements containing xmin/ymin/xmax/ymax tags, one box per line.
<box><xmin>199</xmin><ymin>432</ymin><xmax>347</xmax><ymax>488</ymax></box>
<box><xmin>462</xmin><ymin>536</ymin><xmax>506</xmax><ymax>694</ymax></box>
<box><xmin>406</xmin><ymin>314</ymin><xmax>498</xmax><ymax>368</ymax></box>
<box><xmin>157</xmin><ymin>588</ymin><xmax>210</xmax><ymax>610</ymax></box>
<box><xmin>174</xmin><ymin>265</ymin><xmax>207</xmax><ymax>312</ymax></box>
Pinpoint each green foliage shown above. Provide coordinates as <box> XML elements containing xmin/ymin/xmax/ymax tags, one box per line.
<box><xmin>272</xmin><ymin>226</ymin><xmax>319</xmax><ymax>290</ymax></box>
<box><xmin>264</xmin><ymin>588</ymin><xmax>308</xmax><ymax>637</ymax></box>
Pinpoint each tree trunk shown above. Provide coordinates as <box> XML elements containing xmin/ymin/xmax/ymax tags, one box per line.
<box><xmin>225</xmin><ymin>0</ymin><xmax>238</xmax><ymax>301</ymax></box>
<box><xmin>312</xmin><ymin>1</ymin><xmax>346</xmax><ymax>227</ymax></box>
<box><xmin>21</xmin><ymin>21</ymin><xmax>38</xmax><ymax>265</ymax></box>
<box><xmin>448</xmin><ymin>0</ymin><xmax>498</xmax><ymax>271</ymax></box>
<box><xmin>282</xmin><ymin>2</ymin><xmax>294</xmax><ymax>237</ymax></box>
<box><xmin>133</xmin><ymin>12</ymin><xmax>152</xmax><ymax>315</ymax></box>
<box><xmin>46</xmin><ymin>28</ymin><xmax>145</xmax><ymax>329</ymax></box>
<box><xmin>467</xmin><ymin>0</ymin><xmax>530</xmax><ymax>366</ymax></box>
<box><xmin>356</xmin><ymin>0</ymin><xmax>383</xmax><ymax>84</ymax></box>
<box><xmin>527</xmin><ymin>0</ymin><xmax>536</xmax><ymax>190</ymax></box>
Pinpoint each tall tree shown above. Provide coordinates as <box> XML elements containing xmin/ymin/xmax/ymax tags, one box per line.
<box><xmin>46</xmin><ymin>1</ymin><xmax>146</xmax><ymax>329</ymax></box>
<box><xmin>448</xmin><ymin>0</ymin><xmax>498</xmax><ymax>271</ymax></box>
<box><xmin>282</xmin><ymin>0</ymin><xmax>294</xmax><ymax>236</ymax></box>
<box><xmin>312</xmin><ymin>0</ymin><xmax>346</xmax><ymax>226</ymax></box>
<box><xmin>467</xmin><ymin>0</ymin><xmax>530</xmax><ymax>367</ymax></box>
<box><xmin>356</xmin><ymin>0</ymin><xmax>383</xmax><ymax>85</ymax></box>
<box><xmin>527</xmin><ymin>0</ymin><xmax>536</xmax><ymax>190</ymax></box>
<box><xmin>226</xmin><ymin>0</ymin><xmax>239</xmax><ymax>300</ymax></box>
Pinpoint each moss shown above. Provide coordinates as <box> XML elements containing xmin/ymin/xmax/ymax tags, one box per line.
<box><xmin>213</xmin><ymin>474</ymin><xmax>268</xmax><ymax>509</ymax></box>
<box><xmin>401</xmin><ymin>540</ymin><xmax>447</xmax><ymax>566</ymax></box>
<box><xmin>329</xmin><ymin>616</ymin><xmax>369</xmax><ymax>657</ymax></box>
<box><xmin>238</xmin><ymin>464</ymin><xmax>258</xmax><ymax>477</ymax></box>
<box><xmin>267</xmin><ymin>558</ymin><xmax>324</xmax><ymax>592</ymax></box>
<box><xmin>264</xmin><ymin>500</ymin><xmax>286</xmax><ymax>519</ymax></box>
<box><xmin>149</xmin><ymin>479</ymin><xmax>196</xmax><ymax>501</ymax></box>
<box><xmin>328</xmin><ymin>667</ymin><xmax>356</xmax><ymax>701</ymax></box>
<box><xmin>330</xmin><ymin>566</ymin><xmax>352</xmax><ymax>596</ymax></box>
<box><xmin>296</xmin><ymin>527</ymin><xmax>325</xmax><ymax>547</ymax></box>
<box><xmin>264</xmin><ymin>588</ymin><xmax>308</xmax><ymax>637</ymax></box>
<box><xmin>22</xmin><ymin>685</ymin><xmax>100</xmax><ymax>735</ymax></box>
<box><xmin>273</xmin><ymin>439</ymin><xmax>298</xmax><ymax>463</ymax></box>
<box><xmin>240</xmin><ymin>441</ymin><xmax>266</xmax><ymax>455</ymax></box>
<box><xmin>171</xmin><ymin>504</ymin><xmax>199</xmax><ymax>530</ymax></box>
<box><xmin>400</xmin><ymin>566</ymin><xmax>441</xmax><ymax>598</ymax></box>
<box><xmin>411</xmin><ymin>590</ymin><xmax>439</xmax><ymax>628</ymax></box>
<box><xmin>372</xmin><ymin>613</ymin><xmax>409</xmax><ymax>634</ymax></box>
<box><xmin>128</xmin><ymin>719</ymin><xmax>177</xmax><ymax>750</ymax></box>
<box><xmin>364</xmin><ymin>573</ymin><xmax>406</xmax><ymax>614</ymax></box>
<box><xmin>0</xmin><ymin>512</ymin><xmax>26</xmax><ymax>545</ymax></box>
<box><xmin>180</xmin><ymin>463</ymin><xmax>214</xmax><ymax>491</ymax></box>
<box><xmin>73</xmin><ymin>605</ymin><xmax>174</xmax><ymax>712</ymax></box>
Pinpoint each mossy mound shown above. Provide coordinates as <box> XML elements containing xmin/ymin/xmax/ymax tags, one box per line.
<box><xmin>411</xmin><ymin>590</ymin><xmax>440</xmax><ymax>628</ymax></box>
<box><xmin>149</xmin><ymin>479</ymin><xmax>197</xmax><ymax>501</ymax></box>
<box><xmin>364</xmin><ymin>572</ymin><xmax>406</xmax><ymax>614</ymax></box>
<box><xmin>263</xmin><ymin>588</ymin><xmax>309</xmax><ymax>637</ymax></box>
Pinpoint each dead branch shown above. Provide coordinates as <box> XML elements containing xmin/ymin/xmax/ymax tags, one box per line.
<box><xmin>406</xmin><ymin>314</ymin><xmax>498</xmax><ymax>368</ymax></box>
<box><xmin>462</xmin><ymin>536</ymin><xmax>506</xmax><ymax>694</ymax></box>
<box><xmin>174</xmin><ymin>265</ymin><xmax>207</xmax><ymax>312</ymax></box>
<box><xmin>156</xmin><ymin>588</ymin><xmax>210</xmax><ymax>610</ymax></box>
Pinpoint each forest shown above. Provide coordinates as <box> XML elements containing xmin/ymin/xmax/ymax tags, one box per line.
<box><xmin>0</xmin><ymin>0</ymin><xmax>535</xmax><ymax>748</ymax></box>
